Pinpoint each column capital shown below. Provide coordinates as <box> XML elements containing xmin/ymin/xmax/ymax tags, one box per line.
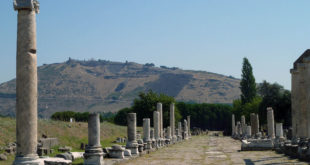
<box><xmin>14</xmin><ymin>0</ymin><xmax>40</xmax><ymax>13</ymax></box>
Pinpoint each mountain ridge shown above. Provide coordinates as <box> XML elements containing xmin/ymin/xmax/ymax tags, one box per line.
<box><xmin>0</xmin><ymin>58</ymin><xmax>241</xmax><ymax>117</ymax></box>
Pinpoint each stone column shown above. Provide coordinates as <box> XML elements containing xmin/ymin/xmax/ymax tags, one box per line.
<box><xmin>236</xmin><ymin>121</ymin><xmax>241</xmax><ymax>137</ymax></box>
<box><xmin>276</xmin><ymin>123</ymin><xmax>284</xmax><ymax>139</ymax></box>
<box><xmin>153</xmin><ymin>111</ymin><xmax>160</xmax><ymax>147</ymax></box>
<box><xmin>183</xmin><ymin>120</ymin><xmax>188</xmax><ymax>140</ymax></box>
<box><xmin>250</xmin><ymin>113</ymin><xmax>259</xmax><ymax>136</ymax></box>
<box><xmin>166</xmin><ymin>126</ymin><xmax>171</xmax><ymax>140</ymax></box>
<box><xmin>13</xmin><ymin>1</ymin><xmax>41</xmax><ymax>164</ymax></box>
<box><xmin>126</xmin><ymin>113</ymin><xmax>139</xmax><ymax>155</ymax></box>
<box><xmin>246</xmin><ymin>125</ymin><xmax>252</xmax><ymax>138</ymax></box>
<box><xmin>187</xmin><ymin>116</ymin><xmax>191</xmax><ymax>137</ymax></box>
<box><xmin>290</xmin><ymin>69</ymin><xmax>299</xmax><ymax>139</ymax></box>
<box><xmin>298</xmin><ymin>64</ymin><xmax>308</xmax><ymax>139</ymax></box>
<box><xmin>143</xmin><ymin>118</ymin><xmax>152</xmax><ymax>149</ymax></box>
<box><xmin>232</xmin><ymin>114</ymin><xmax>235</xmax><ymax>136</ymax></box>
<box><xmin>267</xmin><ymin>107</ymin><xmax>275</xmax><ymax>139</ymax></box>
<box><xmin>170</xmin><ymin>103</ymin><xmax>177</xmax><ymax>142</ymax></box>
<box><xmin>241</xmin><ymin>115</ymin><xmax>246</xmax><ymax>136</ymax></box>
<box><xmin>178</xmin><ymin>122</ymin><xmax>182</xmax><ymax>141</ymax></box>
<box><xmin>256</xmin><ymin>114</ymin><xmax>260</xmax><ymax>133</ymax></box>
<box><xmin>84</xmin><ymin>113</ymin><xmax>104</xmax><ymax>165</ymax></box>
<box><xmin>157</xmin><ymin>103</ymin><xmax>163</xmax><ymax>139</ymax></box>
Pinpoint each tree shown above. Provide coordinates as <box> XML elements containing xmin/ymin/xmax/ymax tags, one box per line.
<box><xmin>114</xmin><ymin>90</ymin><xmax>181</xmax><ymax>127</ymax></box>
<box><xmin>240</xmin><ymin>57</ymin><xmax>257</xmax><ymax>104</ymax></box>
<box><xmin>257</xmin><ymin>81</ymin><xmax>291</xmax><ymax>127</ymax></box>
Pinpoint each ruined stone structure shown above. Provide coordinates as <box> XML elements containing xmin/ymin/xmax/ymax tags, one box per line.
<box><xmin>153</xmin><ymin>111</ymin><xmax>160</xmax><ymax>148</ymax></box>
<box><xmin>250</xmin><ymin>113</ymin><xmax>259</xmax><ymax>136</ymax></box>
<box><xmin>126</xmin><ymin>113</ymin><xmax>139</xmax><ymax>155</ymax></box>
<box><xmin>267</xmin><ymin>107</ymin><xmax>275</xmax><ymax>139</ymax></box>
<box><xmin>276</xmin><ymin>123</ymin><xmax>284</xmax><ymax>139</ymax></box>
<box><xmin>13</xmin><ymin>0</ymin><xmax>41</xmax><ymax>164</ymax></box>
<box><xmin>246</xmin><ymin>126</ymin><xmax>252</xmax><ymax>138</ymax></box>
<box><xmin>170</xmin><ymin>103</ymin><xmax>177</xmax><ymax>143</ymax></box>
<box><xmin>178</xmin><ymin>122</ymin><xmax>182</xmax><ymax>141</ymax></box>
<box><xmin>143</xmin><ymin>118</ymin><xmax>152</xmax><ymax>150</ymax></box>
<box><xmin>291</xmin><ymin>52</ymin><xmax>309</xmax><ymax>139</ymax></box>
<box><xmin>183</xmin><ymin>120</ymin><xmax>189</xmax><ymax>140</ymax></box>
<box><xmin>232</xmin><ymin>114</ymin><xmax>235</xmax><ymax>136</ymax></box>
<box><xmin>84</xmin><ymin>113</ymin><xmax>104</xmax><ymax>165</ymax></box>
<box><xmin>241</xmin><ymin>115</ymin><xmax>246</xmax><ymax>137</ymax></box>
<box><xmin>187</xmin><ymin>116</ymin><xmax>191</xmax><ymax>137</ymax></box>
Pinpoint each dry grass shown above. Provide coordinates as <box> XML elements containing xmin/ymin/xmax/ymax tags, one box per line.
<box><xmin>0</xmin><ymin>117</ymin><xmax>141</xmax><ymax>164</ymax></box>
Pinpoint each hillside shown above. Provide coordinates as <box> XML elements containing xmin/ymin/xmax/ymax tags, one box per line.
<box><xmin>0</xmin><ymin>59</ymin><xmax>240</xmax><ymax>117</ymax></box>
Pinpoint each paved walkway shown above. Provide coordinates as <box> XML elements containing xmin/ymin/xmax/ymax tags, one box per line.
<box><xmin>117</xmin><ymin>133</ymin><xmax>307</xmax><ymax>165</ymax></box>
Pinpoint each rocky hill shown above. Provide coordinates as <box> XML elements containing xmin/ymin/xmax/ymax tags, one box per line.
<box><xmin>0</xmin><ymin>59</ymin><xmax>240</xmax><ymax>118</ymax></box>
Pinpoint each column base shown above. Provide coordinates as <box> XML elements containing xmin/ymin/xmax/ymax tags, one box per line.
<box><xmin>84</xmin><ymin>146</ymin><xmax>104</xmax><ymax>165</ymax></box>
<box><xmin>14</xmin><ymin>156</ymin><xmax>44</xmax><ymax>165</ymax></box>
<box><xmin>126</xmin><ymin>142</ymin><xmax>139</xmax><ymax>155</ymax></box>
<box><xmin>83</xmin><ymin>153</ymin><xmax>104</xmax><ymax>165</ymax></box>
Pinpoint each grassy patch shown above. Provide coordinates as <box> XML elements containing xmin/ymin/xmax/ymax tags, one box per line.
<box><xmin>0</xmin><ymin>117</ymin><xmax>136</xmax><ymax>164</ymax></box>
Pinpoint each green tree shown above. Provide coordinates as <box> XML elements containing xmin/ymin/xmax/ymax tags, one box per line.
<box><xmin>114</xmin><ymin>108</ymin><xmax>133</xmax><ymax>125</ymax></box>
<box><xmin>258</xmin><ymin>81</ymin><xmax>291</xmax><ymax>127</ymax></box>
<box><xmin>132</xmin><ymin>90</ymin><xmax>181</xmax><ymax>127</ymax></box>
<box><xmin>240</xmin><ymin>57</ymin><xmax>257</xmax><ymax>104</ymax></box>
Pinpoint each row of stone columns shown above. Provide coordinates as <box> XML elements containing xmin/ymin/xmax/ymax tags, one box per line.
<box><xmin>232</xmin><ymin>107</ymin><xmax>282</xmax><ymax>140</ymax></box>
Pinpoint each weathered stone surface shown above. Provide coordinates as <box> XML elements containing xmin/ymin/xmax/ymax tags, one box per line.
<box><xmin>84</xmin><ymin>113</ymin><xmax>104</xmax><ymax>165</ymax></box>
<box><xmin>14</xmin><ymin>8</ymin><xmax>39</xmax><ymax>165</ymax></box>
<box><xmin>0</xmin><ymin>154</ymin><xmax>7</xmax><ymax>160</ymax></box>
<box><xmin>58</xmin><ymin>146</ymin><xmax>72</xmax><ymax>152</ymax></box>
<box><xmin>117</xmin><ymin>133</ymin><xmax>307</xmax><ymax>165</ymax></box>
<box><xmin>267</xmin><ymin>107</ymin><xmax>275</xmax><ymax>139</ymax></box>
<box><xmin>187</xmin><ymin>115</ymin><xmax>191</xmax><ymax>137</ymax></box>
<box><xmin>170</xmin><ymin>103</ymin><xmax>177</xmax><ymax>142</ymax></box>
<box><xmin>124</xmin><ymin>149</ymin><xmax>132</xmax><ymax>157</ymax></box>
<box><xmin>241</xmin><ymin>139</ymin><xmax>274</xmax><ymax>151</ymax></box>
<box><xmin>126</xmin><ymin>113</ymin><xmax>139</xmax><ymax>155</ymax></box>
<box><xmin>276</xmin><ymin>123</ymin><xmax>284</xmax><ymax>139</ymax></box>
<box><xmin>56</xmin><ymin>153</ymin><xmax>73</xmax><ymax>161</ymax></box>
<box><xmin>232</xmin><ymin>114</ymin><xmax>235</xmax><ymax>136</ymax></box>
<box><xmin>38</xmin><ymin>138</ymin><xmax>59</xmax><ymax>149</ymax></box>
<box><xmin>250</xmin><ymin>113</ymin><xmax>259</xmax><ymax>136</ymax></box>
<box><xmin>109</xmin><ymin>145</ymin><xmax>125</xmax><ymax>159</ymax></box>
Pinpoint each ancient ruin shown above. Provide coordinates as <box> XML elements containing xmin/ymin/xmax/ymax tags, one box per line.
<box><xmin>84</xmin><ymin>113</ymin><xmax>104</xmax><ymax>165</ymax></box>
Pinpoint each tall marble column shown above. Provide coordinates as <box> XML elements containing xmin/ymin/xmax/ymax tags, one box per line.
<box><xmin>232</xmin><ymin>114</ymin><xmax>235</xmax><ymax>136</ymax></box>
<box><xmin>143</xmin><ymin>118</ymin><xmax>152</xmax><ymax>149</ymax></box>
<box><xmin>170</xmin><ymin>103</ymin><xmax>177</xmax><ymax>142</ymax></box>
<box><xmin>250</xmin><ymin>113</ymin><xmax>259</xmax><ymax>136</ymax></box>
<box><xmin>84</xmin><ymin>113</ymin><xmax>104</xmax><ymax>165</ymax></box>
<box><xmin>126</xmin><ymin>113</ymin><xmax>139</xmax><ymax>155</ymax></box>
<box><xmin>153</xmin><ymin>111</ymin><xmax>160</xmax><ymax>147</ymax></box>
<box><xmin>183</xmin><ymin>120</ymin><xmax>188</xmax><ymax>140</ymax></box>
<box><xmin>187</xmin><ymin>116</ymin><xmax>191</xmax><ymax>137</ymax></box>
<box><xmin>276</xmin><ymin>123</ymin><xmax>284</xmax><ymax>139</ymax></box>
<box><xmin>178</xmin><ymin>122</ymin><xmax>182</xmax><ymax>141</ymax></box>
<box><xmin>157</xmin><ymin>103</ymin><xmax>163</xmax><ymax>139</ymax></box>
<box><xmin>14</xmin><ymin>0</ymin><xmax>41</xmax><ymax>164</ymax></box>
<box><xmin>246</xmin><ymin>125</ymin><xmax>252</xmax><ymax>138</ymax></box>
<box><xmin>241</xmin><ymin>115</ymin><xmax>246</xmax><ymax>136</ymax></box>
<box><xmin>267</xmin><ymin>107</ymin><xmax>275</xmax><ymax>139</ymax></box>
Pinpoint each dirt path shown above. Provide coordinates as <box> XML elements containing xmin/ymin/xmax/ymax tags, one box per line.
<box><xmin>118</xmin><ymin>133</ymin><xmax>307</xmax><ymax>165</ymax></box>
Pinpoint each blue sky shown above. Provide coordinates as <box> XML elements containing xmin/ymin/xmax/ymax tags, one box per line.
<box><xmin>1</xmin><ymin>0</ymin><xmax>310</xmax><ymax>90</ymax></box>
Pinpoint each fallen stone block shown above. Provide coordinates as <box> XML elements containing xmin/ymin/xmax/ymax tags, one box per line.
<box><xmin>42</xmin><ymin>157</ymin><xmax>72</xmax><ymax>165</ymax></box>
<box><xmin>56</xmin><ymin>153</ymin><xmax>73</xmax><ymax>161</ymax></box>
<box><xmin>109</xmin><ymin>145</ymin><xmax>125</xmax><ymax>159</ymax></box>
<box><xmin>241</xmin><ymin>139</ymin><xmax>274</xmax><ymax>151</ymax></box>
<box><xmin>0</xmin><ymin>153</ymin><xmax>7</xmax><ymax>161</ymax></box>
